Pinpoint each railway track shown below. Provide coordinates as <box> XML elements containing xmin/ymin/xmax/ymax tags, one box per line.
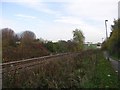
<box><xmin>1</xmin><ymin>52</ymin><xmax>79</xmax><ymax>73</ymax></box>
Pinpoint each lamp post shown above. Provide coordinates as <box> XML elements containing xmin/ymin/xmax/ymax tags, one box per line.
<box><xmin>105</xmin><ymin>20</ymin><xmax>108</xmax><ymax>40</ymax></box>
<box><xmin>102</xmin><ymin>38</ymin><xmax>104</xmax><ymax>42</ymax></box>
<box><xmin>105</xmin><ymin>20</ymin><xmax>109</xmax><ymax>61</ymax></box>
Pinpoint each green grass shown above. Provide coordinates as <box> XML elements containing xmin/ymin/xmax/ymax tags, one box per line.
<box><xmin>82</xmin><ymin>51</ymin><xmax>119</xmax><ymax>88</ymax></box>
<box><xmin>3</xmin><ymin>50</ymin><xmax>119</xmax><ymax>88</ymax></box>
<box><xmin>94</xmin><ymin>59</ymin><xmax>119</xmax><ymax>88</ymax></box>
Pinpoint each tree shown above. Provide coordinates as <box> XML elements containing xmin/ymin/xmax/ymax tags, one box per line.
<box><xmin>44</xmin><ymin>40</ymin><xmax>68</xmax><ymax>53</ymax></box>
<box><xmin>1</xmin><ymin>28</ymin><xmax>20</xmax><ymax>62</ymax></box>
<box><xmin>108</xmin><ymin>19</ymin><xmax>120</xmax><ymax>58</ymax></box>
<box><xmin>67</xmin><ymin>40</ymin><xmax>76</xmax><ymax>52</ymax></box>
<box><xmin>0</xmin><ymin>30</ymin><xmax>2</xmax><ymax>48</ymax></box>
<box><xmin>44</xmin><ymin>41</ymin><xmax>54</xmax><ymax>52</ymax></box>
<box><xmin>1</xmin><ymin>28</ymin><xmax>16</xmax><ymax>47</ymax></box>
<box><xmin>20</xmin><ymin>30</ymin><xmax>36</xmax><ymax>45</ymax></box>
<box><xmin>57</xmin><ymin>40</ymin><xmax>68</xmax><ymax>52</ymax></box>
<box><xmin>73</xmin><ymin>29</ymin><xmax>85</xmax><ymax>51</ymax></box>
<box><xmin>102</xmin><ymin>19</ymin><xmax>120</xmax><ymax>58</ymax></box>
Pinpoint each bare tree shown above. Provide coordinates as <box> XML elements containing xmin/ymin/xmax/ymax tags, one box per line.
<box><xmin>1</xmin><ymin>28</ymin><xmax>16</xmax><ymax>47</ymax></box>
<box><xmin>20</xmin><ymin>30</ymin><xmax>36</xmax><ymax>45</ymax></box>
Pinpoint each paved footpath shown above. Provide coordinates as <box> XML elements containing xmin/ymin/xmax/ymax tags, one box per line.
<box><xmin>109</xmin><ymin>57</ymin><xmax>119</xmax><ymax>72</ymax></box>
<box><xmin>109</xmin><ymin>58</ymin><xmax>120</xmax><ymax>79</ymax></box>
<box><xmin>104</xmin><ymin>51</ymin><xmax>120</xmax><ymax>76</ymax></box>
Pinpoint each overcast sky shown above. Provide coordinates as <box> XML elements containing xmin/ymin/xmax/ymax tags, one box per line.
<box><xmin>0</xmin><ymin>0</ymin><xmax>119</xmax><ymax>43</ymax></box>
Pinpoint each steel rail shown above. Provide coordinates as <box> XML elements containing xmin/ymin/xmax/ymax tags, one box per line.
<box><xmin>1</xmin><ymin>52</ymin><xmax>73</xmax><ymax>68</ymax></box>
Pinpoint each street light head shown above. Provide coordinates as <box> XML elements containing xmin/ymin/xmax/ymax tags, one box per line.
<box><xmin>105</xmin><ymin>20</ymin><xmax>108</xmax><ymax>22</ymax></box>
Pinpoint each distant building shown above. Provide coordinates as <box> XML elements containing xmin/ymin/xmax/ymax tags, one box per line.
<box><xmin>85</xmin><ymin>42</ymin><xmax>92</xmax><ymax>47</ymax></box>
<box><xmin>84</xmin><ymin>42</ymin><xmax>97</xmax><ymax>50</ymax></box>
<box><xmin>97</xmin><ymin>43</ymin><xmax>101</xmax><ymax>49</ymax></box>
<box><xmin>16</xmin><ymin>41</ymin><xmax>21</xmax><ymax>44</ymax></box>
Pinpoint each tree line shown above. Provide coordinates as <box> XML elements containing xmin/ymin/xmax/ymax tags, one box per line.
<box><xmin>0</xmin><ymin>28</ymin><xmax>84</xmax><ymax>62</ymax></box>
<box><xmin>102</xmin><ymin>19</ymin><xmax>120</xmax><ymax>59</ymax></box>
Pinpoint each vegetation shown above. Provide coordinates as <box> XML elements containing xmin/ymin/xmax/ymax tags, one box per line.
<box><xmin>1</xmin><ymin>28</ymin><xmax>85</xmax><ymax>62</ymax></box>
<box><xmin>102</xmin><ymin>19</ymin><xmax>120</xmax><ymax>59</ymax></box>
<box><xmin>0</xmin><ymin>30</ymin><xmax>2</xmax><ymax>63</ymax></box>
<box><xmin>2</xmin><ymin>20</ymin><xmax>119</xmax><ymax>88</ymax></box>
<box><xmin>44</xmin><ymin>29</ymin><xmax>85</xmax><ymax>53</ymax></box>
<box><xmin>1</xmin><ymin>28</ymin><xmax>49</xmax><ymax>62</ymax></box>
<box><xmin>3</xmin><ymin>50</ymin><xmax>119</xmax><ymax>88</ymax></box>
<box><xmin>73</xmin><ymin>29</ymin><xmax>85</xmax><ymax>51</ymax></box>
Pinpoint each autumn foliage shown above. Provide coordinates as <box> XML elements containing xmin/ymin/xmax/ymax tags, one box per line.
<box><xmin>1</xmin><ymin>28</ymin><xmax>85</xmax><ymax>62</ymax></box>
<box><xmin>1</xmin><ymin>28</ymin><xmax>49</xmax><ymax>62</ymax></box>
